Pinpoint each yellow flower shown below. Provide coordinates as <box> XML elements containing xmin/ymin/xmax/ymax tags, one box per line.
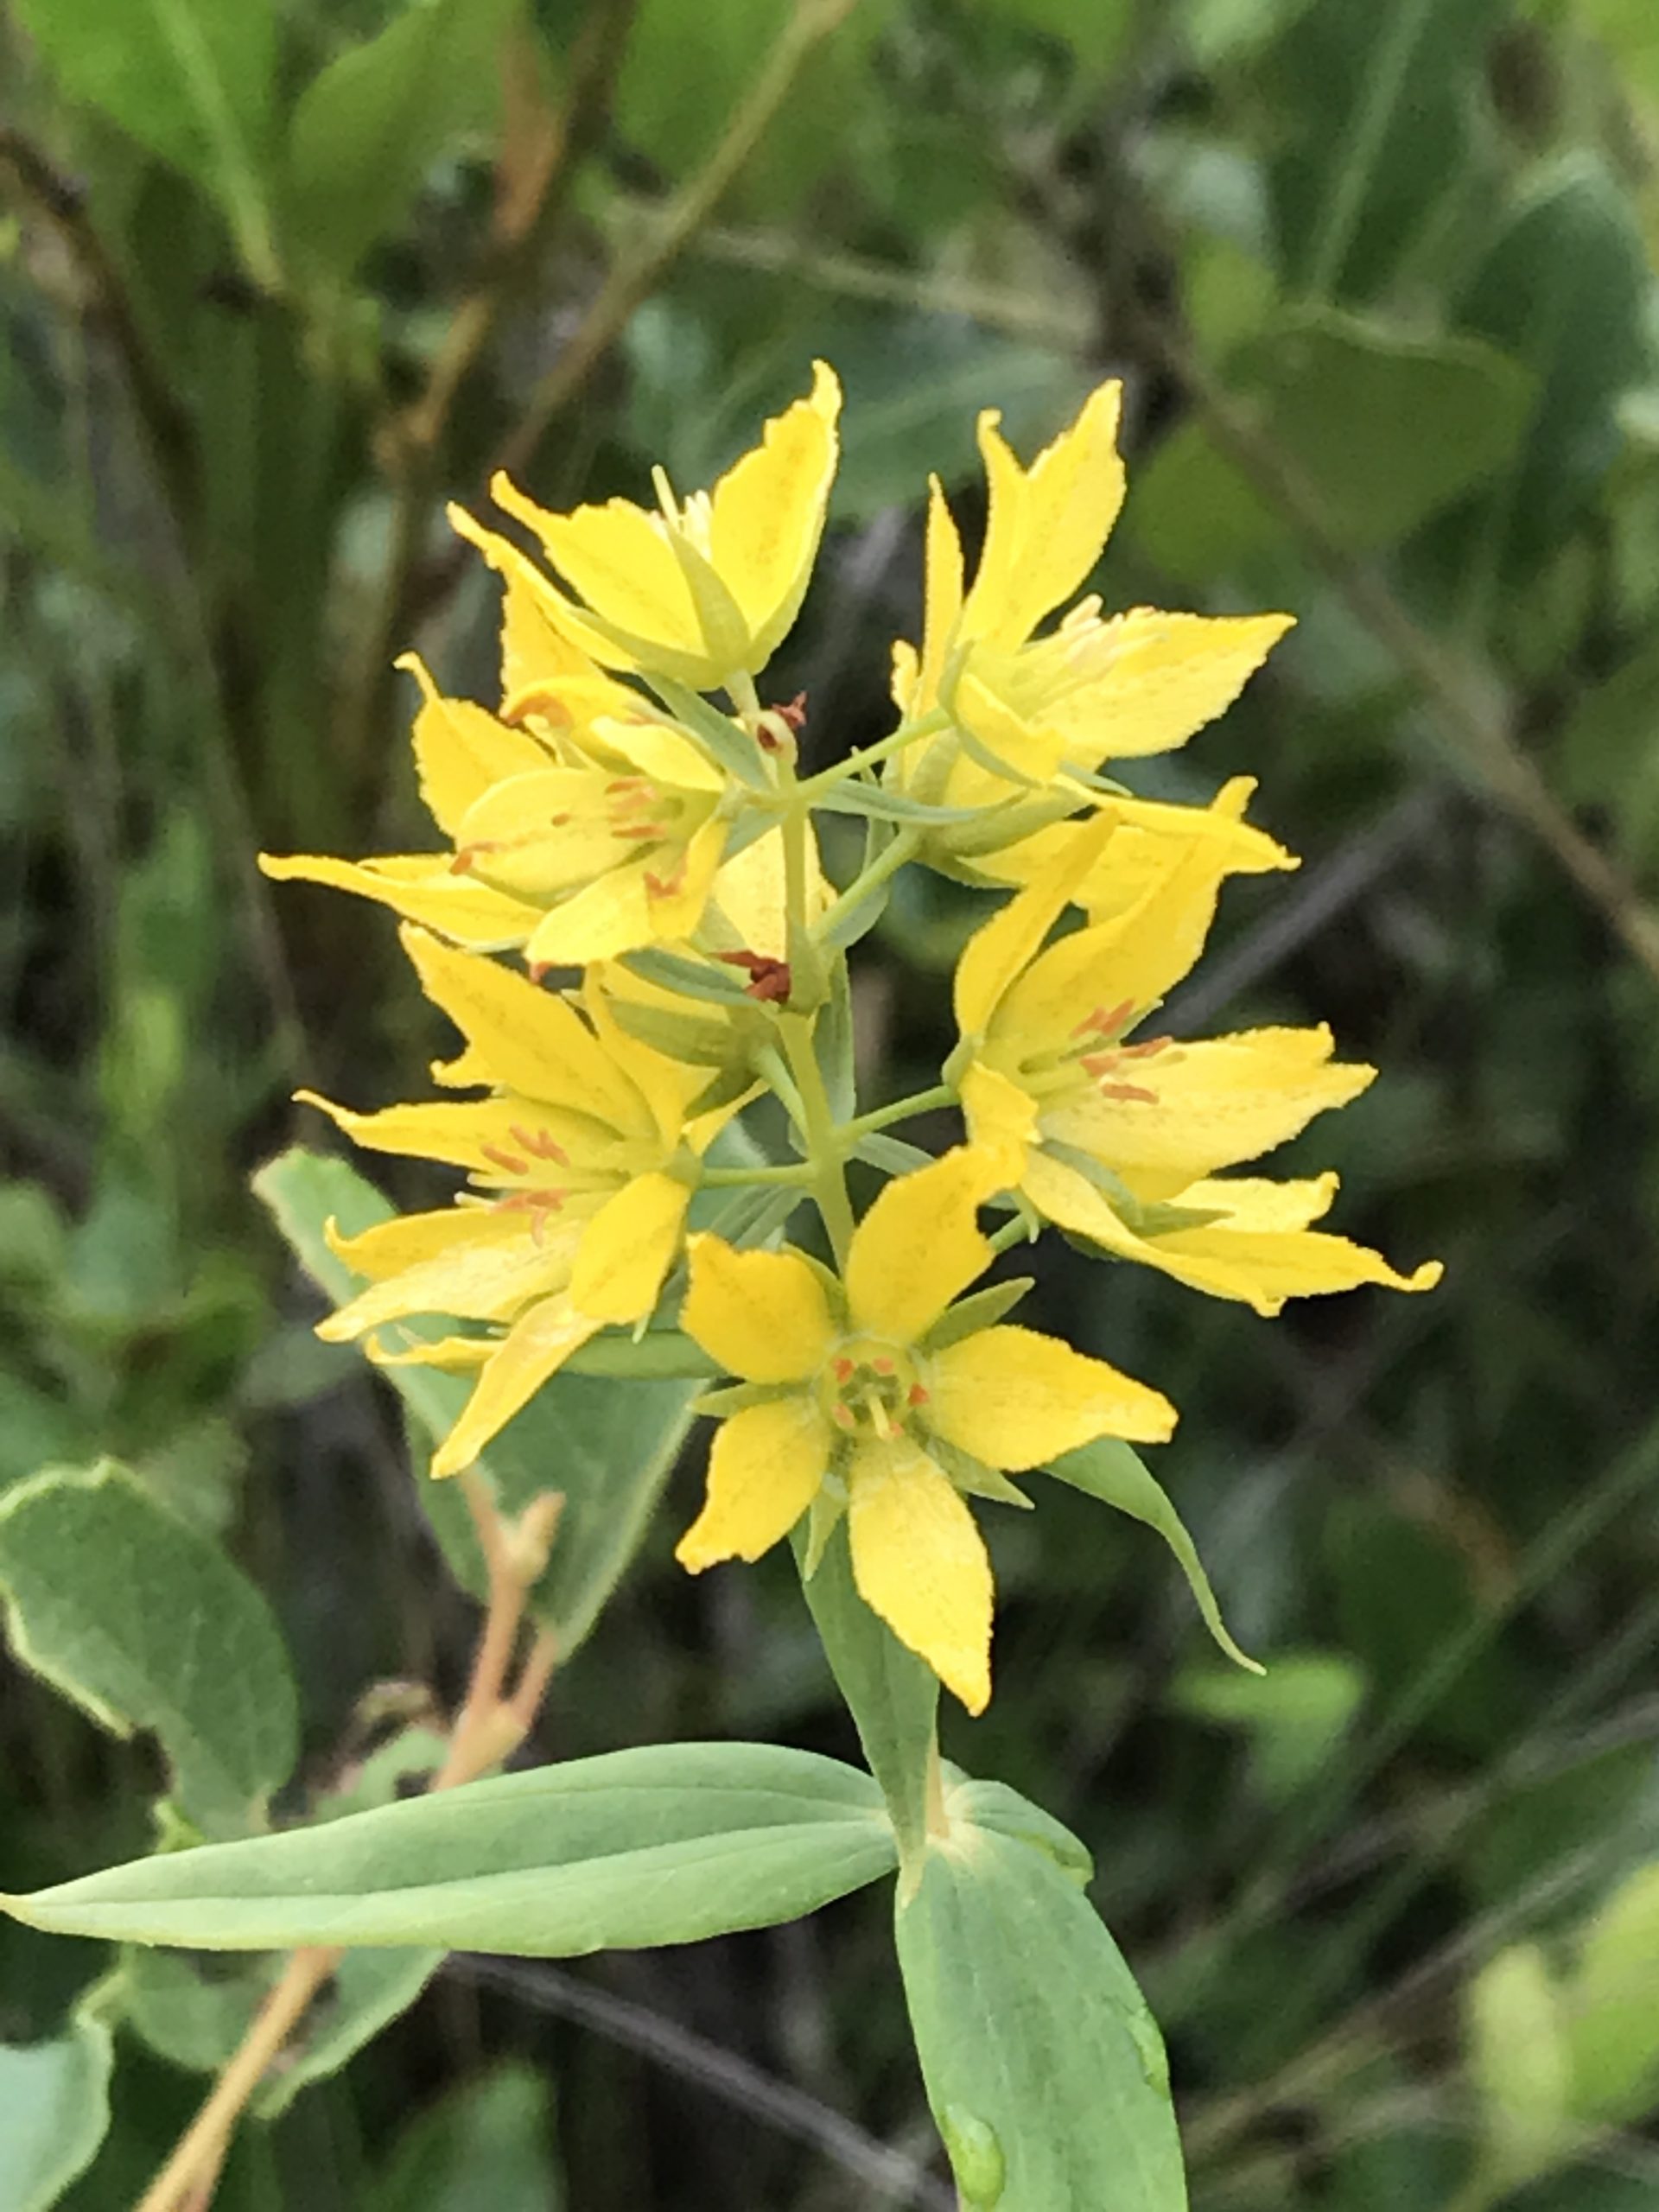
<box><xmin>673</xmin><ymin>1148</ymin><xmax>1177</xmax><ymax>1713</ymax></box>
<box><xmin>308</xmin><ymin>925</ymin><xmax>733</xmax><ymax>1476</ymax></box>
<box><xmin>883</xmin><ymin>382</ymin><xmax>1293</xmax><ymax>881</ymax></box>
<box><xmin>954</xmin><ymin>810</ymin><xmax>1442</xmax><ymax>1316</ymax></box>
<box><xmin>480</xmin><ymin>361</ymin><xmax>842</xmax><ymax>691</ymax></box>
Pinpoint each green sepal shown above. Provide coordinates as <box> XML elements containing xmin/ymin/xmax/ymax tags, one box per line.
<box><xmin>601</xmin><ymin>995</ymin><xmax>738</xmax><ymax>1068</ymax></box>
<box><xmin>953</xmin><ymin>720</ymin><xmax>1043</xmax><ymax>790</ymax></box>
<box><xmin>643</xmin><ymin>675</ymin><xmax>773</xmax><ymax>791</ymax></box>
<box><xmin>928</xmin><ymin>1438</ymin><xmax>1033</xmax><ymax>1510</ymax></box>
<box><xmin>1042</xmin><ymin>1142</ymin><xmax>1230</xmax><ymax>1237</ymax></box>
<box><xmin>690</xmin><ymin>1380</ymin><xmax>801</xmax><ymax>1418</ymax></box>
<box><xmin>801</xmin><ymin>1483</ymin><xmax>848</xmax><ymax>1578</ymax></box>
<box><xmin>620</xmin><ymin>946</ymin><xmax>757</xmax><ymax>1005</ymax></box>
<box><xmin>1046</xmin><ymin>1438</ymin><xmax>1262</xmax><ymax>1675</ymax></box>
<box><xmin>851</xmin><ymin>1131</ymin><xmax>935</xmax><ymax>1176</ymax></box>
<box><xmin>811</xmin><ymin>783</ymin><xmax>985</xmax><ymax>825</ymax></box>
<box><xmin>921</xmin><ymin>1276</ymin><xmax>1035</xmax><ymax>1350</ymax></box>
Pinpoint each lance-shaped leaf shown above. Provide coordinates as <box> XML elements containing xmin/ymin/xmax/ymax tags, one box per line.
<box><xmin>3</xmin><ymin>1743</ymin><xmax>897</xmax><ymax>1955</ymax></box>
<box><xmin>896</xmin><ymin>1780</ymin><xmax>1185</xmax><ymax>2211</ymax></box>
<box><xmin>0</xmin><ymin>1463</ymin><xmax>298</xmax><ymax>1838</ymax></box>
<box><xmin>795</xmin><ymin>1521</ymin><xmax>939</xmax><ymax>1872</ymax></box>
<box><xmin>0</xmin><ymin>2013</ymin><xmax>113</xmax><ymax>2212</ymax></box>
<box><xmin>1046</xmin><ymin>1439</ymin><xmax>1262</xmax><ymax>1675</ymax></box>
<box><xmin>255</xmin><ymin>1147</ymin><xmax>699</xmax><ymax>1656</ymax></box>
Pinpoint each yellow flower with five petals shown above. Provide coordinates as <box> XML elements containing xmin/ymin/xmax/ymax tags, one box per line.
<box><xmin>673</xmin><ymin>1147</ymin><xmax>1177</xmax><ymax>1713</ymax></box>
<box><xmin>890</xmin><ymin>380</ymin><xmax>1293</xmax><ymax>788</ymax></box>
<box><xmin>954</xmin><ymin>808</ymin><xmax>1442</xmax><ymax>1315</ymax></box>
<box><xmin>308</xmin><ymin>925</ymin><xmax>736</xmax><ymax>1475</ymax></box>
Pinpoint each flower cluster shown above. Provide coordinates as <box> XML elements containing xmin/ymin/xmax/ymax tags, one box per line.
<box><xmin>267</xmin><ymin>365</ymin><xmax>1439</xmax><ymax>1713</ymax></box>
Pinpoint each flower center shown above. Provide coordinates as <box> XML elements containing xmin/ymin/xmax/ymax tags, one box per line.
<box><xmin>817</xmin><ymin>1336</ymin><xmax>929</xmax><ymax>1441</ymax></box>
<box><xmin>1019</xmin><ymin>999</ymin><xmax>1179</xmax><ymax>1105</ymax></box>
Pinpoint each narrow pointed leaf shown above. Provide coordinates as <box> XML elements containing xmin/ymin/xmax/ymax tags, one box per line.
<box><xmin>3</xmin><ymin>1744</ymin><xmax>897</xmax><ymax>1955</ymax></box>
<box><xmin>1046</xmin><ymin>1439</ymin><xmax>1262</xmax><ymax>1674</ymax></box>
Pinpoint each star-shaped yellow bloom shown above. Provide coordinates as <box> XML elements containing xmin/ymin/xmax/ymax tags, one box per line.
<box><xmin>673</xmin><ymin>1147</ymin><xmax>1177</xmax><ymax>1713</ymax></box>
<box><xmin>308</xmin><ymin>926</ymin><xmax>734</xmax><ymax>1477</ymax></box>
<box><xmin>885</xmin><ymin>381</ymin><xmax>1294</xmax><ymax>881</ymax></box>
<box><xmin>480</xmin><ymin>361</ymin><xmax>842</xmax><ymax>691</ymax></box>
<box><xmin>954</xmin><ymin>810</ymin><xmax>1442</xmax><ymax>1315</ymax></box>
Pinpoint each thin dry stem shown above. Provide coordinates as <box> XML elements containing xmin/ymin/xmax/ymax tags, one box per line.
<box><xmin>134</xmin><ymin>1472</ymin><xmax>563</xmax><ymax>2212</ymax></box>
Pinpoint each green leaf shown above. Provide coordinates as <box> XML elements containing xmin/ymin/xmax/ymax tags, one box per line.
<box><xmin>794</xmin><ymin>1520</ymin><xmax>938</xmax><ymax>1871</ymax></box>
<box><xmin>3</xmin><ymin>1743</ymin><xmax>897</xmax><ymax>1954</ymax></box>
<box><xmin>14</xmin><ymin>0</ymin><xmax>278</xmax><ymax>283</ymax></box>
<box><xmin>977</xmin><ymin>0</ymin><xmax>1135</xmax><ymax>72</ymax></box>
<box><xmin>116</xmin><ymin>1725</ymin><xmax>447</xmax><ymax>2105</ymax></box>
<box><xmin>1441</xmin><ymin>156</ymin><xmax>1654</xmax><ymax>588</ymax></box>
<box><xmin>1172</xmin><ymin>1649</ymin><xmax>1363</xmax><ymax>1802</ymax></box>
<box><xmin>253</xmin><ymin>1147</ymin><xmax>699</xmax><ymax>1656</ymax></box>
<box><xmin>1564</xmin><ymin>1861</ymin><xmax>1659</xmax><ymax>2124</ymax></box>
<box><xmin>0</xmin><ymin>1462</ymin><xmax>298</xmax><ymax>1837</ymax></box>
<box><xmin>1255</xmin><ymin>0</ymin><xmax>1503</xmax><ymax>301</ymax></box>
<box><xmin>366</xmin><ymin>2063</ymin><xmax>563</xmax><ymax>2212</ymax></box>
<box><xmin>1132</xmin><ymin>308</ymin><xmax>1535</xmax><ymax>579</ymax></box>
<box><xmin>284</xmin><ymin>0</ymin><xmax>518</xmax><ymax>283</ymax></box>
<box><xmin>1045</xmin><ymin>1440</ymin><xmax>1262</xmax><ymax>1675</ymax></box>
<box><xmin>896</xmin><ymin>1784</ymin><xmax>1185</xmax><ymax>2211</ymax></box>
<box><xmin>0</xmin><ymin>2013</ymin><xmax>114</xmax><ymax>2212</ymax></box>
<box><xmin>1464</xmin><ymin>1943</ymin><xmax>1573</xmax><ymax>2202</ymax></box>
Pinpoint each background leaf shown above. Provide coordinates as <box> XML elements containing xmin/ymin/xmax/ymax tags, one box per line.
<box><xmin>365</xmin><ymin>2062</ymin><xmax>563</xmax><ymax>2212</ymax></box>
<box><xmin>284</xmin><ymin>0</ymin><xmax>518</xmax><ymax>283</ymax></box>
<box><xmin>0</xmin><ymin>2013</ymin><xmax>113</xmax><ymax>2212</ymax></box>
<box><xmin>0</xmin><ymin>1463</ymin><xmax>297</xmax><ymax>1838</ymax></box>
<box><xmin>253</xmin><ymin>1146</ymin><xmax>698</xmax><ymax>1656</ymax></box>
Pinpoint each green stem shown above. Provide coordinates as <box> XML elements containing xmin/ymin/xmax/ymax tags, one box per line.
<box><xmin>701</xmin><ymin>1160</ymin><xmax>818</xmax><ymax>1188</ymax></box>
<box><xmin>811</xmin><ymin>825</ymin><xmax>921</xmax><ymax>944</ymax></box>
<box><xmin>780</xmin><ymin>1011</ymin><xmax>856</xmax><ymax>1268</ymax></box>
<box><xmin>794</xmin><ymin>707</ymin><xmax>950</xmax><ymax>798</ymax></box>
<box><xmin>838</xmin><ymin>1083</ymin><xmax>957</xmax><ymax>1139</ymax></box>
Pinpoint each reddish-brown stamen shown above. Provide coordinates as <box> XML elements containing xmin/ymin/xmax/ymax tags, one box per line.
<box><xmin>480</xmin><ymin>1142</ymin><xmax>530</xmax><ymax>1177</ymax></box>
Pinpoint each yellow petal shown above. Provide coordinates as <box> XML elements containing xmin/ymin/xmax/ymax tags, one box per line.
<box><xmin>952</xmin><ymin>810</ymin><xmax>1116</xmax><ymax>1038</ymax></box>
<box><xmin>1039</xmin><ymin>1028</ymin><xmax>1375</xmax><ymax>1191</ymax></box>
<box><xmin>844</xmin><ymin>1147</ymin><xmax>997</xmax><ymax>1345</ymax></box>
<box><xmin>569</xmin><ymin>1171</ymin><xmax>690</xmax><ymax>1323</ymax></box>
<box><xmin>525</xmin><ymin>859</ymin><xmax>655</xmax><ymax>968</ymax></box>
<box><xmin>298</xmin><ymin>1089</ymin><xmax>612</xmax><ymax>1178</ymax></box>
<box><xmin>681</xmin><ymin>1235</ymin><xmax>836</xmax><ymax>1382</ymax></box>
<box><xmin>708</xmin><ymin>359</ymin><xmax>842</xmax><ymax>666</ymax></box>
<box><xmin>454</xmin><ymin>766</ymin><xmax>629</xmax><ymax>899</ymax></box>
<box><xmin>493</xmin><ymin>476</ymin><xmax>705</xmax><ymax>660</ymax></box>
<box><xmin>1150</xmin><ymin>1213</ymin><xmax>1443</xmax><ymax>1310</ymax></box>
<box><xmin>324</xmin><ymin>1205</ymin><xmax>528</xmax><ymax>1282</ymax></box>
<box><xmin>961</xmin><ymin>381</ymin><xmax>1125</xmax><ymax>651</ymax></box>
<box><xmin>847</xmin><ymin>1438</ymin><xmax>993</xmax><ymax>1714</ymax></box>
<box><xmin>366</xmin><ymin>1332</ymin><xmax>494</xmax><ymax>1371</ymax></box>
<box><xmin>917</xmin><ymin>474</ymin><xmax>964</xmax><ymax>714</ymax></box>
<box><xmin>448</xmin><ymin>502</ymin><xmax>637</xmax><ymax>674</ymax></box>
<box><xmin>429</xmin><ymin>1294</ymin><xmax>604</xmax><ymax>1476</ymax></box>
<box><xmin>982</xmin><ymin>781</ymin><xmax>1296</xmax><ymax>915</ymax></box>
<box><xmin>994</xmin><ymin>824</ymin><xmax>1243</xmax><ymax>1052</ymax></box>
<box><xmin>401</xmin><ymin>925</ymin><xmax>646</xmax><ymax>1130</ymax></box>
<box><xmin>594</xmin><ymin>715</ymin><xmax>728</xmax><ymax>794</ymax></box>
<box><xmin>709</xmin><ymin>823</ymin><xmax>829</xmax><ymax>957</ymax></box>
<box><xmin>580</xmin><ymin>975</ymin><xmax>710</xmax><ymax>1146</ymax></box>
<box><xmin>1045</xmin><ymin>609</ymin><xmax>1294</xmax><ymax>766</ymax></box>
<box><xmin>399</xmin><ymin>655</ymin><xmax>553</xmax><ymax>838</ymax></box>
<box><xmin>959</xmin><ymin>1059</ymin><xmax>1039</xmax><ymax>1185</ymax></box>
<box><xmin>926</xmin><ymin>1323</ymin><xmax>1176</xmax><ymax>1466</ymax></box>
<box><xmin>258</xmin><ymin>852</ymin><xmax>540</xmax><ymax>949</ymax></box>
<box><xmin>1173</xmin><ymin>1173</ymin><xmax>1339</xmax><ymax>1231</ymax></box>
<box><xmin>675</xmin><ymin>1395</ymin><xmax>833</xmax><ymax>1570</ymax></box>
<box><xmin>318</xmin><ymin>1220</ymin><xmax>577</xmax><ymax>1341</ymax></box>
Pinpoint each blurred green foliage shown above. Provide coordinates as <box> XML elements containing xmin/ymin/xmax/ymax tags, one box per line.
<box><xmin>6</xmin><ymin>0</ymin><xmax>1659</xmax><ymax>2203</ymax></box>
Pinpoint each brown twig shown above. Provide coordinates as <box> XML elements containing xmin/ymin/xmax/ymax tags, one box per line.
<box><xmin>488</xmin><ymin>0</ymin><xmax>865</xmax><ymax>488</ymax></box>
<box><xmin>133</xmin><ymin>1474</ymin><xmax>565</xmax><ymax>2212</ymax></box>
<box><xmin>337</xmin><ymin>0</ymin><xmax>639</xmax><ymax>791</ymax></box>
